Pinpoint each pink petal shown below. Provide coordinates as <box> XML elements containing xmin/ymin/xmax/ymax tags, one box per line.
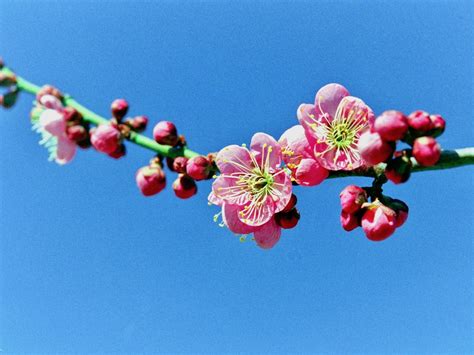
<box><xmin>279</xmin><ymin>125</ymin><xmax>313</xmax><ymax>161</ymax></box>
<box><xmin>237</xmin><ymin>194</ymin><xmax>275</xmax><ymax>227</ymax></box>
<box><xmin>222</xmin><ymin>203</ymin><xmax>256</xmax><ymax>235</ymax></box>
<box><xmin>208</xmin><ymin>191</ymin><xmax>223</xmax><ymax>206</ymax></box>
<box><xmin>250</xmin><ymin>132</ymin><xmax>281</xmax><ymax>169</ymax></box>
<box><xmin>314</xmin><ymin>83</ymin><xmax>349</xmax><ymax>118</ymax></box>
<box><xmin>272</xmin><ymin>170</ymin><xmax>293</xmax><ymax>213</ymax></box>
<box><xmin>39</xmin><ymin>109</ymin><xmax>66</xmax><ymax>136</ymax></box>
<box><xmin>215</xmin><ymin>145</ymin><xmax>253</xmax><ymax>174</ymax></box>
<box><xmin>211</xmin><ymin>175</ymin><xmax>250</xmax><ymax>206</ymax></box>
<box><xmin>253</xmin><ymin>218</ymin><xmax>281</xmax><ymax>249</ymax></box>
<box><xmin>55</xmin><ymin>137</ymin><xmax>76</xmax><ymax>165</ymax></box>
<box><xmin>295</xmin><ymin>158</ymin><xmax>329</xmax><ymax>186</ymax></box>
<box><xmin>39</xmin><ymin>95</ymin><xmax>63</xmax><ymax>110</ymax></box>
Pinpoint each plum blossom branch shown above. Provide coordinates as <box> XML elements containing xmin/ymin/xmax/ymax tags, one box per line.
<box><xmin>2</xmin><ymin>63</ymin><xmax>474</xmax><ymax>249</ymax></box>
<box><xmin>2</xmin><ymin>66</ymin><xmax>473</xmax><ymax>174</ymax></box>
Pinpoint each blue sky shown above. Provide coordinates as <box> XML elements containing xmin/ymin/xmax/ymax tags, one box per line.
<box><xmin>0</xmin><ymin>0</ymin><xmax>472</xmax><ymax>353</ymax></box>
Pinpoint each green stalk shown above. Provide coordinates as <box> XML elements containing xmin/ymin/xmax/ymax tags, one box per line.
<box><xmin>2</xmin><ymin>66</ymin><xmax>473</xmax><ymax>174</ymax></box>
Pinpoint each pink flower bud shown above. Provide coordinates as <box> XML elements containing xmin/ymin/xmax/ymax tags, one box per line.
<box><xmin>361</xmin><ymin>203</ymin><xmax>397</xmax><ymax>241</ymax></box>
<box><xmin>172</xmin><ymin>156</ymin><xmax>188</xmax><ymax>174</ymax></box>
<box><xmin>186</xmin><ymin>156</ymin><xmax>212</xmax><ymax>181</ymax></box>
<box><xmin>172</xmin><ymin>174</ymin><xmax>197</xmax><ymax>199</ymax></box>
<box><xmin>407</xmin><ymin>110</ymin><xmax>433</xmax><ymax>132</ymax></box>
<box><xmin>281</xmin><ymin>193</ymin><xmax>297</xmax><ymax>213</ymax></box>
<box><xmin>90</xmin><ymin>124</ymin><xmax>121</xmax><ymax>154</ymax></box>
<box><xmin>153</xmin><ymin>121</ymin><xmax>179</xmax><ymax>146</ymax></box>
<box><xmin>388</xmin><ymin>198</ymin><xmax>409</xmax><ymax>228</ymax></box>
<box><xmin>339</xmin><ymin>185</ymin><xmax>367</xmax><ymax>214</ymax></box>
<box><xmin>385</xmin><ymin>152</ymin><xmax>412</xmax><ymax>184</ymax></box>
<box><xmin>357</xmin><ymin>131</ymin><xmax>394</xmax><ymax>166</ymax></box>
<box><xmin>129</xmin><ymin>115</ymin><xmax>148</xmax><ymax>132</ymax></box>
<box><xmin>108</xmin><ymin>144</ymin><xmax>126</xmax><ymax>159</ymax></box>
<box><xmin>136</xmin><ymin>165</ymin><xmax>166</xmax><ymax>196</ymax></box>
<box><xmin>429</xmin><ymin>114</ymin><xmax>446</xmax><ymax>137</ymax></box>
<box><xmin>413</xmin><ymin>136</ymin><xmax>441</xmax><ymax>166</ymax></box>
<box><xmin>373</xmin><ymin>110</ymin><xmax>408</xmax><ymax>141</ymax></box>
<box><xmin>66</xmin><ymin>125</ymin><xmax>88</xmax><ymax>142</ymax></box>
<box><xmin>274</xmin><ymin>208</ymin><xmax>300</xmax><ymax>229</ymax></box>
<box><xmin>62</xmin><ymin>107</ymin><xmax>83</xmax><ymax>124</ymax></box>
<box><xmin>340</xmin><ymin>211</ymin><xmax>359</xmax><ymax>231</ymax></box>
<box><xmin>111</xmin><ymin>99</ymin><xmax>129</xmax><ymax>120</ymax></box>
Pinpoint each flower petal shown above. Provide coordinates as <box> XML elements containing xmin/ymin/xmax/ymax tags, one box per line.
<box><xmin>272</xmin><ymin>170</ymin><xmax>293</xmax><ymax>213</ymax></box>
<box><xmin>253</xmin><ymin>218</ymin><xmax>281</xmax><ymax>249</ymax></box>
<box><xmin>250</xmin><ymin>132</ymin><xmax>281</xmax><ymax>170</ymax></box>
<box><xmin>208</xmin><ymin>191</ymin><xmax>223</xmax><ymax>206</ymax></box>
<box><xmin>222</xmin><ymin>203</ymin><xmax>256</xmax><ymax>235</ymax></box>
<box><xmin>215</xmin><ymin>144</ymin><xmax>253</xmax><ymax>174</ymax></box>
<box><xmin>237</xmin><ymin>194</ymin><xmax>275</xmax><ymax>227</ymax></box>
<box><xmin>295</xmin><ymin>158</ymin><xmax>329</xmax><ymax>186</ymax></box>
<box><xmin>314</xmin><ymin>83</ymin><xmax>350</xmax><ymax>118</ymax></box>
<box><xmin>211</xmin><ymin>175</ymin><xmax>250</xmax><ymax>206</ymax></box>
<box><xmin>39</xmin><ymin>109</ymin><xmax>66</xmax><ymax>136</ymax></box>
<box><xmin>55</xmin><ymin>137</ymin><xmax>76</xmax><ymax>165</ymax></box>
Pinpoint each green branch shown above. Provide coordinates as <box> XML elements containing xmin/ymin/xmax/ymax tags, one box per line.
<box><xmin>2</xmin><ymin>66</ymin><xmax>473</xmax><ymax>175</ymax></box>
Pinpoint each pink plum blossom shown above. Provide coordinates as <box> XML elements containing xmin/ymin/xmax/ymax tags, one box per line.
<box><xmin>208</xmin><ymin>133</ymin><xmax>292</xmax><ymax>249</ymax></box>
<box><xmin>279</xmin><ymin>125</ymin><xmax>329</xmax><ymax>186</ymax></box>
<box><xmin>90</xmin><ymin>124</ymin><xmax>122</xmax><ymax>154</ymax></box>
<box><xmin>412</xmin><ymin>136</ymin><xmax>441</xmax><ymax>166</ymax></box>
<box><xmin>36</xmin><ymin>95</ymin><xmax>77</xmax><ymax>164</ymax></box>
<box><xmin>361</xmin><ymin>201</ymin><xmax>397</xmax><ymax>241</ymax></box>
<box><xmin>297</xmin><ymin>83</ymin><xmax>374</xmax><ymax>171</ymax></box>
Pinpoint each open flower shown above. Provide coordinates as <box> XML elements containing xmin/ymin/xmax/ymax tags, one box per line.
<box><xmin>34</xmin><ymin>95</ymin><xmax>76</xmax><ymax>164</ymax></box>
<box><xmin>209</xmin><ymin>133</ymin><xmax>292</xmax><ymax>249</ymax></box>
<box><xmin>297</xmin><ymin>83</ymin><xmax>374</xmax><ymax>171</ymax></box>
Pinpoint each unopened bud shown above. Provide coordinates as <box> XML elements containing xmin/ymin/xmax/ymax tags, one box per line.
<box><xmin>111</xmin><ymin>99</ymin><xmax>129</xmax><ymax>120</ymax></box>
<box><xmin>340</xmin><ymin>211</ymin><xmax>360</xmax><ymax>231</ymax></box>
<box><xmin>186</xmin><ymin>156</ymin><xmax>212</xmax><ymax>180</ymax></box>
<box><xmin>358</xmin><ymin>131</ymin><xmax>394</xmax><ymax>166</ymax></box>
<box><xmin>373</xmin><ymin>110</ymin><xmax>408</xmax><ymax>141</ymax></box>
<box><xmin>274</xmin><ymin>208</ymin><xmax>300</xmax><ymax>229</ymax></box>
<box><xmin>66</xmin><ymin>125</ymin><xmax>88</xmax><ymax>142</ymax></box>
<box><xmin>407</xmin><ymin>110</ymin><xmax>433</xmax><ymax>133</ymax></box>
<box><xmin>340</xmin><ymin>185</ymin><xmax>367</xmax><ymax>214</ymax></box>
<box><xmin>136</xmin><ymin>165</ymin><xmax>166</xmax><ymax>196</ymax></box>
<box><xmin>172</xmin><ymin>156</ymin><xmax>189</xmax><ymax>174</ymax></box>
<box><xmin>0</xmin><ymin>87</ymin><xmax>19</xmax><ymax>108</ymax></box>
<box><xmin>0</xmin><ymin>72</ymin><xmax>17</xmax><ymax>86</ymax></box>
<box><xmin>413</xmin><ymin>136</ymin><xmax>441</xmax><ymax>166</ymax></box>
<box><xmin>281</xmin><ymin>193</ymin><xmax>297</xmax><ymax>213</ymax></box>
<box><xmin>172</xmin><ymin>174</ymin><xmax>197</xmax><ymax>199</ymax></box>
<box><xmin>361</xmin><ymin>201</ymin><xmax>397</xmax><ymax>241</ymax></box>
<box><xmin>385</xmin><ymin>151</ymin><xmax>412</xmax><ymax>184</ymax></box>
<box><xmin>429</xmin><ymin>114</ymin><xmax>446</xmax><ymax>138</ymax></box>
<box><xmin>90</xmin><ymin>124</ymin><xmax>122</xmax><ymax>154</ymax></box>
<box><xmin>153</xmin><ymin>121</ymin><xmax>179</xmax><ymax>146</ymax></box>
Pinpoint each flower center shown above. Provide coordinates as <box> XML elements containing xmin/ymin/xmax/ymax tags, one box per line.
<box><xmin>246</xmin><ymin>168</ymin><xmax>274</xmax><ymax>195</ymax></box>
<box><xmin>327</xmin><ymin>121</ymin><xmax>356</xmax><ymax>149</ymax></box>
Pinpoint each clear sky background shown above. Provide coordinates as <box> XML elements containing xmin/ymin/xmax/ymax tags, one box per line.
<box><xmin>0</xmin><ymin>0</ymin><xmax>473</xmax><ymax>353</ymax></box>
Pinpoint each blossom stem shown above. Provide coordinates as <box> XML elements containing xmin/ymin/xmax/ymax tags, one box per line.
<box><xmin>3</xmin><ymin>66</ymin><xmax>473</xmax><ymax>171</ymax></box>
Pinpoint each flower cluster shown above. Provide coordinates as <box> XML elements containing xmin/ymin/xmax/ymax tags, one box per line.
<box><xmin>136</xmin><ymin>120</ymin><xmax>214</xmax><ymax>199</ymax></box>
<box><xmin>2</xmin><ymin>59</ymin><xmax>455</xmax><ymax>252</ymax></box>
<box><xmin>339</xmin><ymin>185</ymin><xmax>408</xmax><ymax>241</ymax></box>
<box><xmin>31</xmin><ymin>87</ymin><xmax>92</xmax><ymax>164</ymax></box>
<box><xmin>358</xmin><ymin>109</ymin><xmax>444</xmax><ymax>184</ymax></box>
